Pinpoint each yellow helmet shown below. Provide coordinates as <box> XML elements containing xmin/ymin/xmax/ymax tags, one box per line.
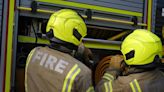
<box><xmin>121</xmin><ymin>29</ymin><xmax>163</xmax><ymax>65</ymax></box>
<box><xmin>46</xmin><ymin>9</ymin><xmax>87</xmax><ymax>46</ymax></box>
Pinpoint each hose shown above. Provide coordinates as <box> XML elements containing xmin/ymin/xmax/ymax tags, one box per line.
<box><xmin>95</xmin><ymin>56</ymin><xmax>112</xmax><ymax>85</ymax></box>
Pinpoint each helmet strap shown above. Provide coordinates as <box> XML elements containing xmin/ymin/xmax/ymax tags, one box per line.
<box><xmin>73</xmin><ymin>28</ymin><xmax>82</xmax><ymax>41</ymax></box>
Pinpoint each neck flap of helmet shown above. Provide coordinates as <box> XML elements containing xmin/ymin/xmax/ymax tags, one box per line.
<box><xmin>122</xmin><ymin>55</ymin><xmax>161</xmax><ymax>75</ymax></box>
<box><xmin>49</xmin><ymin>36</ymin><xmax>78</xmax><ymax>50</ymax></box>
<box><xmin>48</xmin><ymin>40</ymin><xmax>76</xmax><ymax>56</ymax></box>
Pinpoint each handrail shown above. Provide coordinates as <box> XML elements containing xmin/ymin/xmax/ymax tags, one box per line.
<box><xmin>18</xmin><ymin>35</ymin><xmax>121</xmax><ymax>50</ymax></box>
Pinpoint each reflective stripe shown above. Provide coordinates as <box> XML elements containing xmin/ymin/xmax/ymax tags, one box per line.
<box><xmin>5</xmin><ymin>0</ymin><xmax>15</xmax><ymax>91</ymax></box>
<box><xmin>62</xmin><ymin>64</ymin><xmax>81</xmax><ymax>92</ymax></box>
<box><xmin>104</xmin><ymin>81</ymin><xmax>113</xmax><ymax>92</ymax></box>
<box><xmin>104</xmin><ymin>82</ymin><xmax>109</xmax><ymax>92</ymax></box>
<box><xmin>147</xmin><ymin>0</ymin><xmax>152</xmax><ymax>31</ymax></box>
<box><xmin>130</xmin><ymin>79</ymin><xmax>142</xmax><ymax>92</ymax></box>
<box><xmin>134</xmin><ymin>79</ymin><xmax>141</xmax><ymax>92</ymax></box>
<box><xmin>86</xmin><ymin>86</ymin><xmax>94</xmax><ymax>92</ymax></box>
<box><xmin>130</xmin><ymin>82</ymin><xmax>135</xmax><ymax>92</ymax></box>
<box><xmin>109</xmin><ymin>81</ymin><xmax>113</xmax><ymax>92</ymax></box>
<box><xmin>103</xmin><ymin>76</ymin><xmax>111</xmax><ymax>81</ymax></box>
<box><xmin>25</xmin><ymin>48</ymin><xmax>36</xmax><ymax>92</ymax></box>
<box><xmin>102</xmin><ymin>73</ymin><xmax>114</xmax><ymax>81</ymax></box>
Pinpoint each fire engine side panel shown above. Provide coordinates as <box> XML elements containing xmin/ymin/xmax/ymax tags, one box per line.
<box><xmin>19</xmin><ymin>0</ymin><xmax>144</xmax><ymax>13</ymax></box>
<box><xmin>68</xmin><ymin>0</ymin><xmax>143</xmax><ymax>12</ymax></box>
<box><xmin>18</xmin><ymin>0</ymin><xmax>146</xmax><ymax>30</ymax></box>
<box><xmin>7</xmin><ymin>0</ymin><xmax>156</xmax><ymax>92</ymax></box>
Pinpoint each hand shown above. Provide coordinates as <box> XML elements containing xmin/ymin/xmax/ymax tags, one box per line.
<box><xmin>78</xmin><ymin>43</ymin><xmax>93</xmax><ymax>62</ymax></box>
<box><xmin>109</xmin><ymin>55</ymin><xmax>124</xmax><ymax>70</ymax></box>
<box><xmin>84</xmin><ymin>47</ymin><xmax>93</xmax><ymax>62</ymax></box>
<box><xmin>76</xmin><ymin>43</ymin><xmax>94</xmax><ymax>68</ymax></box>
<box><xmin>83</xmin><ymin>47</ymin><xmax>94</xmax><ymax>69</ymax></box>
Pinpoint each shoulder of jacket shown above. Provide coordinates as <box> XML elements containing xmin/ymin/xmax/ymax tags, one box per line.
<box><xmin>34</xmin><ymin>46</ymin><xmax>55</xmax><ymax>52</ymax></box>
<box><xmin>33</xmin><ymin>46</ymin><xmax>44</xmax><ymax>50</ymax></box>
<box><xmin>80</xmin><ymin>65</ymin><xmax>91</xmax><ymax>75</ymax></box>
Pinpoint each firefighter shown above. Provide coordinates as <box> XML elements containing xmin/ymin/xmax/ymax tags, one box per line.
<box><xmin>96</xmin><ymin>29</ymin><xmax>164</xmax><ymax>92</ymax></box>
<box><xmin>25</xmin><ymin>9</ymin><xmax>94</xmax><ymax>92</ymax></box>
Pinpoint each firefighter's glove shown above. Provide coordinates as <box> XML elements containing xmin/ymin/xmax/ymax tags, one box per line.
<box><xmin>82</xmin><ymin>46</ymin><xmax>94</xmax><ymax>68</ymax></box>
<box><xmin>75</xmin><ymin>43</ymin><xmax>94</xmax><ymax>68</ymax></box>
<box><xmin>84</xmin><ymin>47</ymin><xmax>93</xmax><ymax>63</ymax></box>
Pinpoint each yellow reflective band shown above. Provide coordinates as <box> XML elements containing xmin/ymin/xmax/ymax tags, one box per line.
<box><xmin>103</xmin><ymin>76</ymin><xmax>111</xmax><ymax>81</ymax></box>
<box><xmin>86</xmin><ymin>86</ymin><xmax>94</xmax><ymax>92</ymax></box>
<box><xmin>103</xmin><ymin>73</ymin><xmax>114</xmax><ymax>80</ymax></box>
<box><xmin>130</xmin><ymin>82</ymin><xmax>136</xmax><ymax>92</ymax></box>
<box><xmin>104</xmin><ymin>82</ymin><xmax>109</xmax><ymax>92</ymax></box>
<box><xmin>5</xmin><ymin>0</ymin><xmax>15</xmax><ymax>91</ymax></box>
<box><xmin>147</xmin><ymin>0</ymin><xmax>152</xmax><ymax>31</ymax></box>
<box><xmin>130</xmin><ymin>79</ymin><xmax>142</xmax><ymax>92</ymax></box>
<box><xmin>62</xmin><ymin>64</ymin><xmax>81</xmax><ymax>92</ymax></box>
<box><xmin>134</xmin><ymin>79</ymin><xmax>142</xmax><ymax>92</ymax></box>
<box><xmin>104</xmin><ymin>81</ymin><xmax>112</xmax><ymax>92</ymax></box>
<box><xmin>68</xmin><ymin>68</ymin><xmax>81</xmax><ymax>92</ymax></box>
<box><xmin>25</xmin><ymin>48</ymin><xmax>36</xmax><ymax>92</ymax></box>
<box><xmin>109</xmin><ymin>81</ymin><xmax>113</xmax><ymax>92</ymax></box>
<box><xmin>18</xmin><ymin>35</ymin><xmax>121</xmax><ymax>50</ymax></box>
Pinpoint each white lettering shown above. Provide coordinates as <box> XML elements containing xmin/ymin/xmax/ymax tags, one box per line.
<box><xmin>32</xmin><ymin>51</ymin><xmax>43</xmax><ymax>62</ymax></box>
<box><xmin>55</xmin><ymin>59</ymin><xmax>69</xmax><ymax>74</ymax></box>
<box><xmin>32</xmin><ymin>51</ymin><xmax>69</xmax><ymax>73</ymax></box>
<box><xmin>45</xmin><ymin>55</ymin><xmax>57</xmax><ymax>70</ymax></box>
<box><xmin>40</xmin><ymin>53</ymin><xmax>48</xmax><ymax>66</ymax></box>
